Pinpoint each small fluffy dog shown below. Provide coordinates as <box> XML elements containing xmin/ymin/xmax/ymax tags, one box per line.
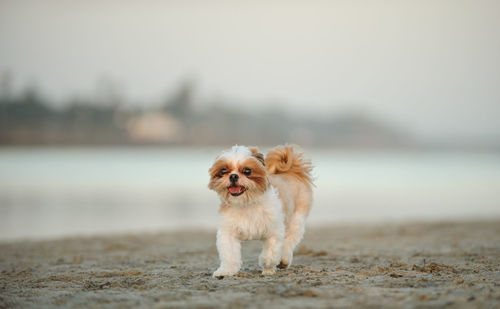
<box><xmin>208</xmin><ymin>144</ymin><xmax>313</xmax><ymax>277</ymax></box>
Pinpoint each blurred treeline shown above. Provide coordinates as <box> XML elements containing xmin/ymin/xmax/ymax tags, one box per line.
<box><xmin>0</xmin><ymin>75</ymin><xmax>408</xmax><ymax>147</ymax></box>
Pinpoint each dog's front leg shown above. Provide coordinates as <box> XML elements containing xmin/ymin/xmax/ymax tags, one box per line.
<box><xmin>213</xmin><ymin>229</ymin><xmax>241</xmax><ymax>278</ymax></box>
<box><xmin>259</xmin><ymin>235</ymin><xmax>283</xmax><ymax>275</ymax></box>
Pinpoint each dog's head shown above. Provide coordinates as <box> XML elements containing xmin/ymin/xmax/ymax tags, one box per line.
<box><xmin>208</xmin><ymin>145</ymin><xmax>268</xmax><ymax>205</ymax></box>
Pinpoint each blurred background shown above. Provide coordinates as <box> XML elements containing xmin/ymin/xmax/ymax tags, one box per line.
<box><xmin>1</xmin><ymin>0</ymin><xmax>499</xmax><ymax>240</ymax></box>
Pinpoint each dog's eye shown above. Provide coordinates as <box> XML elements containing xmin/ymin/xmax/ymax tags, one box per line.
<box><xmin>242</xmin><ymin>168</ymin><xmax>251</xmax><ymax>176</ymax></box>
<box><xmin>219</xmin><ymin>168</ymin><xmax>228</xmax><ymax>177</ymax></box>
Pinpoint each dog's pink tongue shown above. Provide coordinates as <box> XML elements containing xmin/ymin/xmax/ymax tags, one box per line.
<box><xmin>228</xmin><ymin>186</ymin><xmax>243</xmax><ymax>194</ymax></box>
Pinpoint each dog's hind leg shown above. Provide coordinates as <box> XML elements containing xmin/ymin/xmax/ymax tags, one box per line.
<box><xmin>278</xmin><ymin>187</ymin><xmax>312</xmax><ymax>269</ymax></box>
<box><xmin>278</xmin><ymin>210</ymin><xmax>307</xmax><ymax>269</ymax></box>
<box><xmin>259</xmin><ymin>234</ymin><xmax>283</xmax><ymax>275</ymax></box>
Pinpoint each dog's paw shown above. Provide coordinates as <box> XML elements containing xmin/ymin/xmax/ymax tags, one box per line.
<box><xmin>212</xmin><ymin>267</ymin><xmax>238</xmax><ymax>279</ymax></box>
<box><xmin>279</xmin><ymin>253</ymin><xmax>293</xmax><ymax>269</ymax></box>
<box><xmin>261</xmin><ymin>268</ymin><xmax>276</xmax><ymax>275</ymax></box>
<box><xmin>277</xmin><ymin>261</ymin><xmax>289</xmax><ymax>269</ymax></box>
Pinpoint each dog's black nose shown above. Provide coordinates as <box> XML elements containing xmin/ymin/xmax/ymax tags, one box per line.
<box><xmin>229</xmin><ymin>174</ymin><xmax>239</xmax><ymax>183</ymax></box>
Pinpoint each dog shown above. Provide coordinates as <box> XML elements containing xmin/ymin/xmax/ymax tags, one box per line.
<box><xmin>208</xmin><ymin>144</ymin><xmax>313</xmax><ymax>277</ymax></box>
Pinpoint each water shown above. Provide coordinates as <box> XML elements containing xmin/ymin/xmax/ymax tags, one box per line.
<box><xmin>1</xmin><ymin>147</ymin><xmax>499</xmax><ymax>240</ymax></box>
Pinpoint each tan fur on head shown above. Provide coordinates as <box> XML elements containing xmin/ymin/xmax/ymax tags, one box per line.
<box><xmin>208</xmin><ymin>149</ymin><xmax>268</xmax><ymax>205</ymax></box>
<box><xmin>265</xmin><ymin>144</ymin><xmax>314</xmax><ymax>186</ymax></box>
<box><xmin>249</xmin><ymin>146</ymin><xmax>265</xmax><ymax>166</ymax></box>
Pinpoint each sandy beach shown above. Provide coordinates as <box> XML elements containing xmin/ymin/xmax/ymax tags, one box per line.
<box><xmin>1</xmin><ymin>221</ymin><xmax>499</xmax><ymax>308</ymax></box>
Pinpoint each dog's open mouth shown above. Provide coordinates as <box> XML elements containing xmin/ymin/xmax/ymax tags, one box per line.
<box><xmin>228</xmin><ymin>185</ymin><xmax>246</xmax><ymax>196</ymax></box>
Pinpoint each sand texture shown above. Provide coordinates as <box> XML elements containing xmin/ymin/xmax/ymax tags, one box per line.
<box><xmin>1</xmin><ymin>221</ymin><xmax>499</xmax><ymax>308</ymax></box>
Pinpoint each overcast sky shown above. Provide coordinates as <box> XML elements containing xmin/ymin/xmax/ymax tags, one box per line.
<box><xmin>1</xmin><ymin>0</ymin><xmax>499</xmax><ymax>141</ymax></box>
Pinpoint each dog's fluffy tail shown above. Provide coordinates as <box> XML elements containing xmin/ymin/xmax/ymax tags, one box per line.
<box><xmin>265</xmin><ymin>144</ymin><xmax>313</xmax><ymax>186</ymax></box>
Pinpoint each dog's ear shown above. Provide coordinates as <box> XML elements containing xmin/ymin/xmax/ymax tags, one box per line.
<box><xmin>249</xmin><ymin>147</ymin><xmax>265</xmax><ymax>166</ymax></box>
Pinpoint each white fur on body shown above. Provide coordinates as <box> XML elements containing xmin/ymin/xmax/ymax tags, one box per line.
<box><xmin>213</xmin><ymin>187</ymin><xmax>285</xmax><ymax>277</ymax></box>
<box><xmin>212</xmin><ymin>145</ymin><xmax>312</xmax><ymax>277</ymax></box>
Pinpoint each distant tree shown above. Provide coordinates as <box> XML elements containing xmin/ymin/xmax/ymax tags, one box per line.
<box><xmin>163</xmin><ymin>79</ymin><xmax>195</xmax><ymax>119</ymax></box>
<box><xmin>0</xmin><ymin>84</ymin><xmax>53</xmax><ymax>125</ymax></box>
<box><xmin>0</xmin><ymin>71</ymin><xmax>14</xmax><ymax>104</ymax></box>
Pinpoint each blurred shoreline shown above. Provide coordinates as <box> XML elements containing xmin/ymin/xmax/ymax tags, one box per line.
<box><xmin>2</xmin><ymin>146</ymin><xmax>500</xmax><ymax>241</ymax></box>
<box><xmin>1</xmin><ymin>218</ymin><xmax>498</xmax><ymax>245</ymax></box>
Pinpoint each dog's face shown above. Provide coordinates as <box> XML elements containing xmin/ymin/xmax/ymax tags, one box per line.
<box><xmin>208</xmin><ymin>145</ymin><xmax>268</xmax><ymax>204</ymax></box>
